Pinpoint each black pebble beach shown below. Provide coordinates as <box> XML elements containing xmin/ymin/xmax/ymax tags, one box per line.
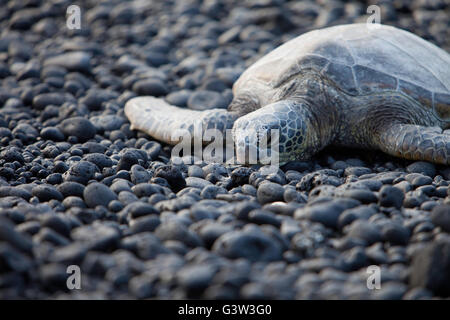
<box><xmin>0</xmin><ymin>0</ymin><xmax>449</xmax><ymax>300</ymax></box>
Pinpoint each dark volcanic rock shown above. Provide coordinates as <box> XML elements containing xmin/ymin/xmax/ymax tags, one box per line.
<box><xmin>59</xmin><ymin>117</ymin><xmax>96</xmax><ymax>142</ymax></box>
<box><xmin>83</xmin><ymin>183</ymin><xmax>118</xmax><ymax>208</ymax></box>
<box><xmin>32</xmin><ymin>184</ymin><xmax>64</xmax><ymax>202</ymax></box>
<box><xmin>346</xmin><ymin>220</ymin><xmax>382</xmax><ymax>246</ymax></box>
<box><xmin>379</xmin><ymin>185</ymin><xmax>404</xmax><ymax>209</ymax></box>
<box><xmin>410</xmin><ymin>240</ymin><xmax>450</xmax><ymax>297</ymax></box>
<box><xmin>63</xmin><ymin>161</ymin><xmax>97</xmax><ymax>185</ymax></box>
<box><xmin>155</xmin><ymin>221</ymin><xmax>202</xmax><ymax>247</ymax></box>
<box><xmin>212</xmin><ymin>228</ymin><xmax>283</xmax><ymax>262</ymax></box>
<box><xmin>295</xmin><ymin>199</ymin><xmax>360</xmax><ymax>229</ymax></box>
<box><xmin>0</xmin><ymin>217</ymin><xmax>33</xmax><ymax>253</ymax></box>
<box><xmin>132</xmin><ymin>78</ymin><xmax>168</xmax><ymax>96</ymax></box>
<box><xmin>187</xmin><ymin>90</ymin><xmax>227</xmax><ymax>110</ymax></box>
<box><xmin>406</xmin><ymin>161</ymin><xmax>436</xmax><ymax>177</ymax></box>
<box><xmin>154</xmin><ymin>166</ymin><xmax>186</xmax><ymax>192</ymax></box>
<box><xmin>57</xmin><ymin>182</ymin><xmax>85</xmax><ymax>198</ymax></box>
<box><xmin>44</xmin><ymin>52</ymin><xmax>92</xmax><ymax>73</ymax></box>
<box><xmin>430</xmin><ymin>204</ymin><xmax>450</xmax><ymax>233</ymax></box>
<box><xmin>257</xmin><ymin>182</ymin><xmax>285</xmax><ymax>204</ymax></box>
<box><xmin>32</xmin><ymin>93</ymin><xmax>67</xmax><ymax>110</ymax></box>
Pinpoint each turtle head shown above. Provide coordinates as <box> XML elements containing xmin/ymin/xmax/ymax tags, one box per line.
<box><xmin>232</xmin><ymin>101</ymin><xmax>308</xmax><ymax>165</ymax></box>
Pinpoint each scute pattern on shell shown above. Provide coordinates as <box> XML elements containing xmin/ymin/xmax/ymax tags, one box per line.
<box><xmin>234</xmin><ymin>24</ymin><xmax>450</xmax><ymax>120</ymax></box>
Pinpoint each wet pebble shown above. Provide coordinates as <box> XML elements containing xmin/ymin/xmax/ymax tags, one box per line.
<box><xmin>63</xmin><ymin>161</ymin><xmax>97</xmax><ymax>185</ymax></box>
<box><xmin>44</xmin><ymin>51</ymin><xmax>92</xmax><ymax>73</ymax></box>
<box><xmin>257</xmin><ymin>182</ymin><xmax>284</xmax><ymax>204</ymax></box>
<box><xmin>59</xmin><ymin>117</ymin><xmax>96</xmax><ymax>142</ymax></box>
<box><xmin>187</xmin><ymin>90</ymin><xmax>227</xmax><ymax>110</ymax></box>
<box><xmin>346</xmin><ymin>220</ymin><xmax>382</xmax><ymax>246</ymax></box>
<box><xmin>212</xmin><ymin>228</ymin><xmax>283</xmax><ymax>262</ymax></box>
<box><xmin>406</xmin><ymin>161</ymin><xmax>436</xmax><ymax>177</ymax></box>
<box><xmin>379</xmin><ymin>185</ymin><xmax>404</xmax><ymax>209</ymax></box>
<box><xmin>295</xmin><ymin>199</ymin><xmax>359</xmax><ymax>229</ymax></box>
<box><xmin>410</xmin><ymin>239</ymin><xmax>450</xmax><ymax>297</ymax></box>
<box><xmin>154</xmin><ymin>166</ymin><xmax>186</xmax><ymax>192</ymax></box>
<box><xmin>32</xmin><ymin>184</ymin><xmax>63</xmax><ymax>202</ymax></box>
<box><xmin>83</xmin><ymin>182</ymin><xmax>118</xmax><ymax>208</ymax></box>
<box><xmin>430</xmin><ymin>204</ymin><xmax>450</xmax><ymax>232</ymax></box>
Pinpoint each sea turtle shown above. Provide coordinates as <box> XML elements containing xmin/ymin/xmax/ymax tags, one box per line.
<box><xmin>125</xmin><ymin>23</ymin><xmax>450</xmax><ymax>165</ymax></box>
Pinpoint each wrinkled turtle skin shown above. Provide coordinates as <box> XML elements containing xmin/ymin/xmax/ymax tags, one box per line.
<box><xmin>125</xmin><ymin>24</ymin><xmax>450</xmax><ymax>165</ymax></box>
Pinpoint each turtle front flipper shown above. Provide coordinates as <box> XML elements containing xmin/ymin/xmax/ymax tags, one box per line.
<box><xmin>376</xmin><ymin>124</ymin><xmax>450</xmax><ymax>165</ymax></box>
<box><xmin>125</xmin><ymin>96</ymin><xmax>238</xmax><ymax>145</ymax></box>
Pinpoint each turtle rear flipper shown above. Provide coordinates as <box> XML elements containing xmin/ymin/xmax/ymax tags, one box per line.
<box><xmin>376</xmin><ymin>124</ymin><xmax>450</xmax><ymax>165</ymax></box>
<box><xmin>125</xmin><ymin>96</ymin><xmax>237</xmax><ymax>145</ymax></box>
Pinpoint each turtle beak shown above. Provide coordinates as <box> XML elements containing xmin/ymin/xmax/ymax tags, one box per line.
<box><xmin>232</xmin><ymin>118</ymin><xmax>281</xmax><ymax>166</ymax></box>
<box><xmin>234</xmin><ymin>131</ymin><xmax>257</xmax><ymax>164</ymax></box>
